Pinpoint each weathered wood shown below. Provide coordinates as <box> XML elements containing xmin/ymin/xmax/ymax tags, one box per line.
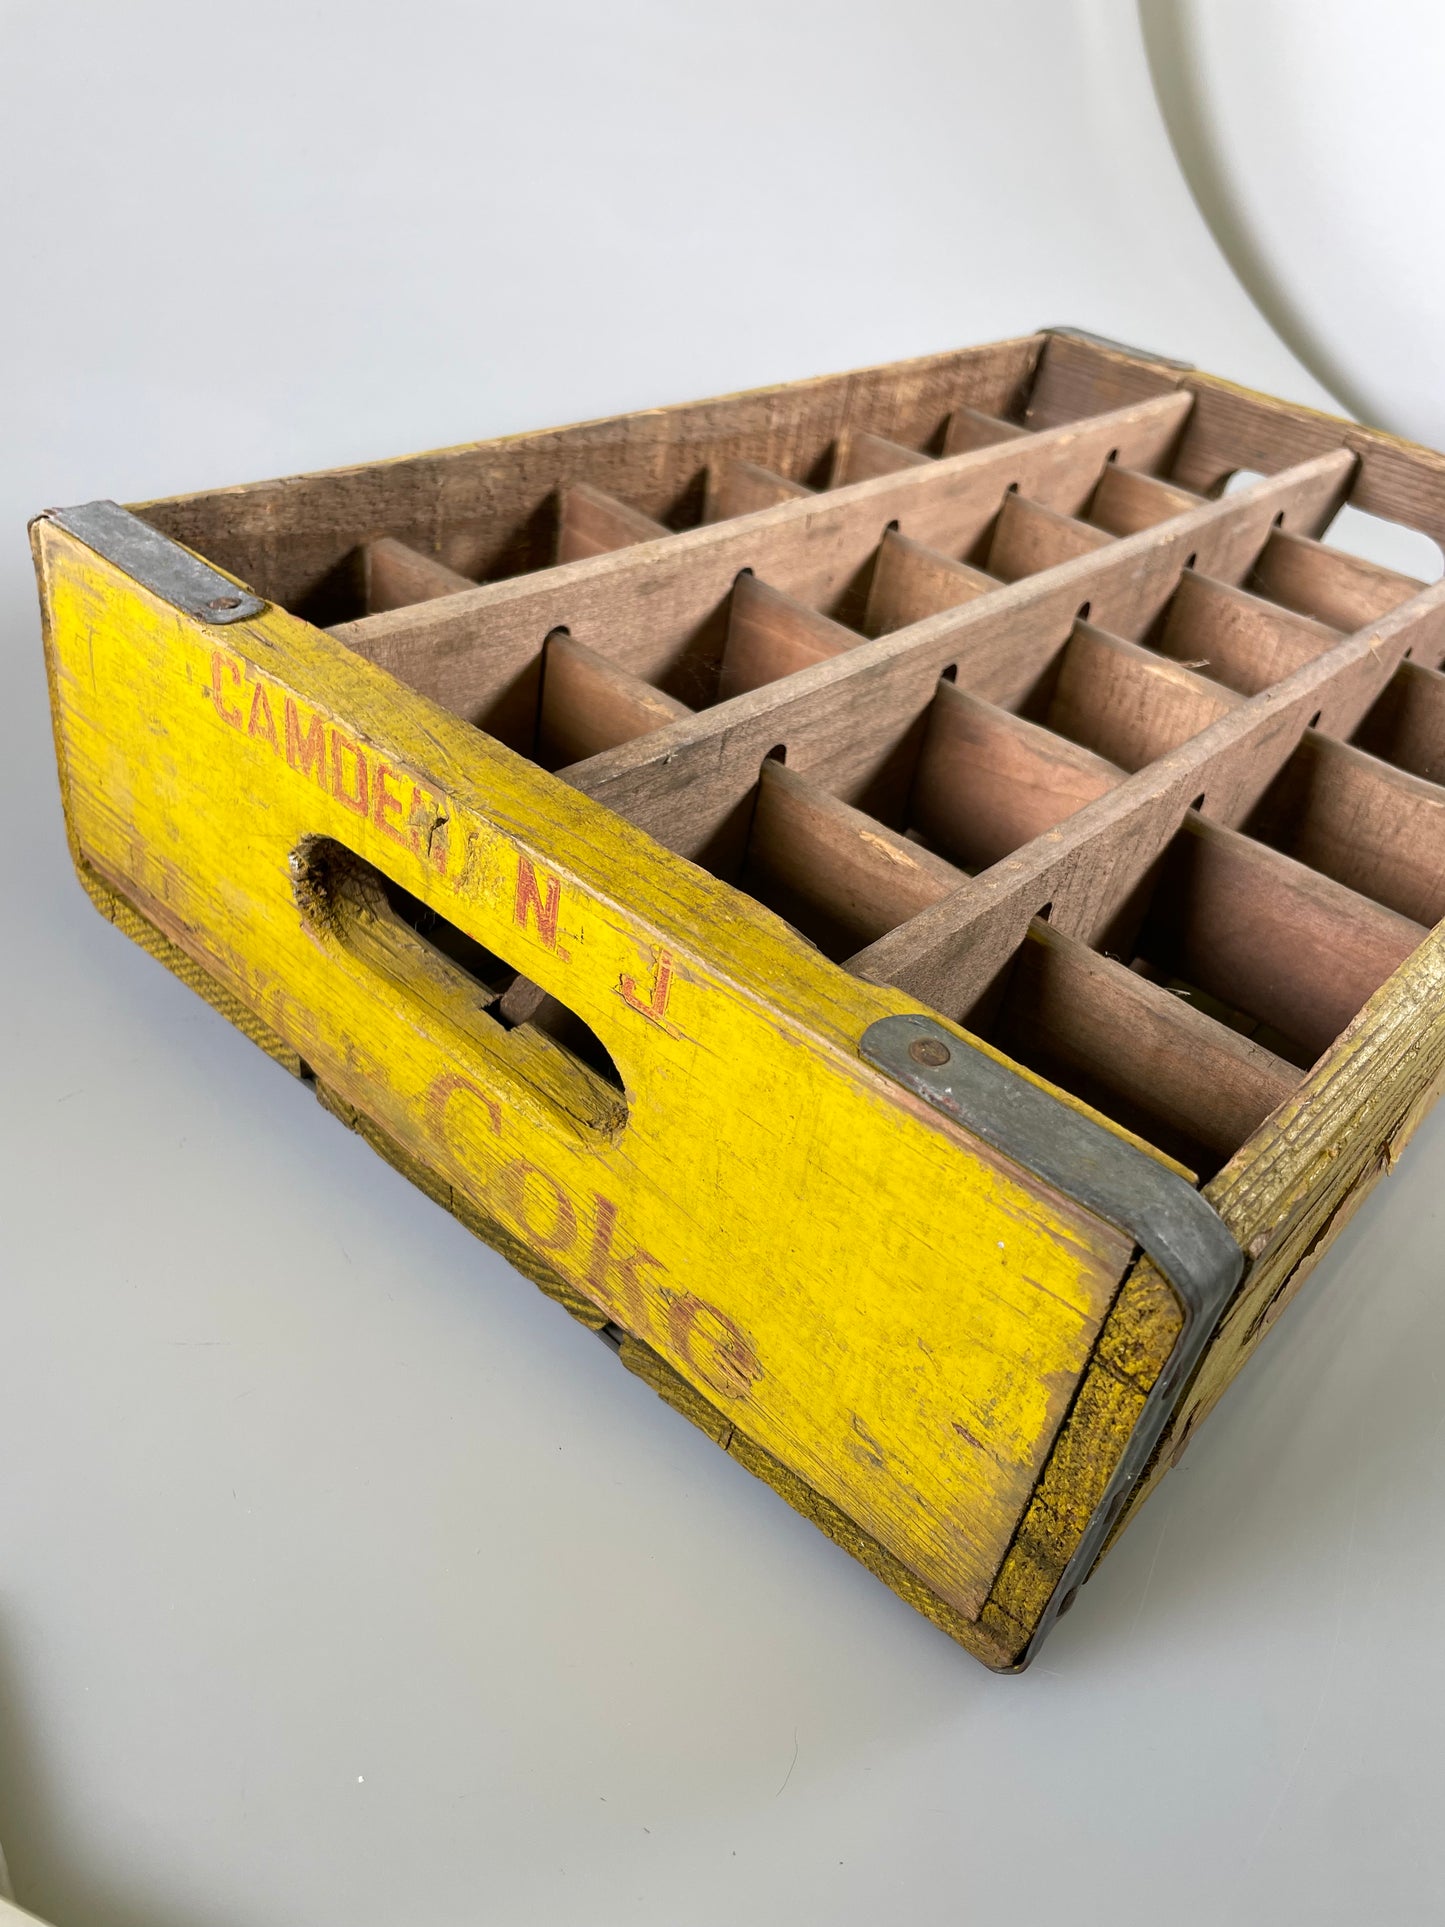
<box><xmin>990</xmin><ymin>918</ymin><xmax>1300</xmax><ymax>1171</ymax></box>
<box><xmin>744</xmin><ymin>756</ymin><xmax>961</xmax><ymax>947</ymax></box>
<box><xmin>909</xmin><ymin>678</ymin><xmax>1120</xmax><ymax>869</ymax></box>
<box><xmin>1041</xmin><ymin>620</ymin><xmax>1240</xmax><ymax>770</ymax></box>
<box><xmin>564</xmin><ymin>455</ymin><xmax>1353</xmax><ymax>863</ymax></box>
<box><xmin>747</xmin><ymin>761</ymin><xmax>1298</xmax><ymax>1167</ymax></box>
<box><xmin>1120</xmin><ymin>924</ymin><xmax>1445</xmax><ymax>1543</ymax></box>
<box><xmin>556</xmin><ymin>482</ymin><xmax>671</xmax><ymax>563</ymax></box>
<box><xmin>1152</xmin><ymin>569</ymin><xmax>1342</xmax><ymax>694</ymax></box>
<box><xmin>139</xmin><ymin>333</ymin><xmax>1046</xmax><ymax>611</ymax></box>
<box><xmin>44</xmin><ymin>325</ymin><xmax>1445</xmax><ymax>1674</ymax></box>
<box><xmin>1352</xmin><ymin>659</ymin><xmax>1445</xmax><ymax>783</ymax></box>
<box><xmin>942</xmin><ymin>405</ymin><xmax>1028</xmax><ymax>455</ymax></box>
<box><xmin>717</xmin><ymin>573</ymin><xmax>858</xmax><ymax>701</ymax></box>
<box><xmin>863</xmin><ymin>529</ymin><xmax>999</xmax><ymax>636</ymax></box>
<box><xmin>985</xmin><ymin>493</ymin><xmax>1114</xmax><ymax>581</ymax></box>
<box><xmin>1179</xmin><ymin>374</ymin><xmax>1445</xmax><ymax>542</ymax></box>
<box><xmin>1246</xmin><ymin>527</ymin><xmax>1423</xmax><ymax>630</ymax></box>
<box><xmin>1024</xmin><ymin>329</ymin><xmax>1184</xmax><ymax>431</ymax></box>
<box><xmin>1088</xmin><ymin>464</ymin><xmax>1205</xmax><ymax>536</ymax></box>
<box><xmin>538</xmin><ymin>630</ymin><xmax>692</xmax><ymax>767</ymax></box>
<box><xmin>1026</xmin><ymin>329</ymin><xmax>1445</xmax><ymax>540</ymax></box>
<box><xmin>40</xmin><ymin>513</ymin><xmax>1140</xmax><ymax>1644</ymax></box>
<box><xmin>832</xmin><ymin>430</ymin><xmax>931</xmax><ymax>486</ymax></box>
<box><xmin>329</xmin><ymin>390</ymin><xmax>1192</xmax><ymax>743</ymax></box>
<box><xmin>848</xmin><ymin>576</ymin><xmax>1445</xmax><ymax>1018</ymax></box>
<box><xmin>1243</xmin><ymin>729</ymin><xmax>1445</xmax><ymax>928</ymax></box>
<box><xmin>705</xmin><ymin>457</ymin><xmax>812</xmax><ymax>522</ymax></box>
<box><xmin>1139</xmin><ymin>813</ymin><xmax>1427</xmax><ymax>1060</ymax></box>
<box><xmin>362</xmin><ymin>536</ymin><xmax>476</xmax><ymax>613</ymax></box>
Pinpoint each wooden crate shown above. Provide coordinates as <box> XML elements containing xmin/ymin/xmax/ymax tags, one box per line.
<box><xmin>32</xmin><ymin>328</ymin><xmax>1445</xmax><ymax>1669</ymax></box>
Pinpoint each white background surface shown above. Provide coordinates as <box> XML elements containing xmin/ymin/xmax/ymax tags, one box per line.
<box><xmin>1144</xmin><ymin>0</ymin><xmax>1445</xmax><ymax>450</ymax></box>
<box><xmin>2</xmin><ymin>4</ymin><xmax>1443</xmax><ymax>1924</ymax></box>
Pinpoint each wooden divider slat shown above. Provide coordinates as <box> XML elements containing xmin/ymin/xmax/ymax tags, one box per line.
<box><xmin>495</xmin><ymin>974</ymin><xmax>552</xmax><ymax>1028</ymax></box>
<box><xmin>331</xmin><ymin>392</ymin><xmax>1193</xmax><ymax>739</ymax></box>
<box><xmin>909</xmin><ymin>679</ymin><xmax>1120</xmax><ymax>870</ymax></box>
<box><xmin>994</xmin><ymin>922</ymin><xmax>1302</xmax><ymax>1167</ymax></box>
<box><xmin>556</xmin><ymin>483</ymin><xmax>671</xmax><ymax>564</ymax></box>
<box><xmin>863</xmin><ymin>530</ymin><xmax>999</xmax><ymax>636</ymax></box>
<box><xmin>903</xmin><ymin>700</ymin><xmax>1426</xmax><ymax>1063</ymax></box>
<box><xmin>744</xmin><ymin>757</ymin><xmax>960</xmax><ymax>945</ymax></box>
<box><xmin>717</xmin><ymin>574</ymin><xmax>860</xmax><ymax>701</ymax></box>
<box><xmin>1352</xmin><ymin>659</ymin><xmax>1445</xmax><ymax>783</ymax></box>
<box><xmin>704</xmin><ymin>457</ymin><xmax>813</xmax><ymax>522</ymax></box>
<box><xmin>1143</xmin><ymin>814</ymin><xmax>1427</xmax><ymax>1060</ymax></box>
<box><xmin>746</xmin><ymin>762</ymin><xmax>1300</xmax><ymax>1166</ymax></box>
<box><xmin>1152</xmin><ymin>570</ymin><xmax>1342</xmax><ymax>695</ymax></box>
<box><xmin>846</xmin><ymin>575</ymin><xmax>1445</xmax><ymax>1019</ymax></box>
<box><xmin>832</xmin><ymin>431</ymin><xmax>931</xmax><ymax>487</ymax></box>
<box><xmin>985</xmin><ymin>494</ymin><xmax>1114</xmax><ymax>582</ymax></box>
<box><xmin>362</xmin><ymin>537</ymin><xmax>477</xmax><ymax>613</ymax></box>
<box><xmin>564</xmin><ymin>454</ymin><xmax>1353</xmax><ymax>864</ymax></box>
<box><xmin>1247</xmin><ymin>527</ymin><xmax>1424</xmax><ymax>630</ymax></box>
<box><xmin>704</xmin><ymin>458</ymin><xmax>812</xmax><ymax>523</ymax></box>
<box><xmin>1041</xmin><ymin>622</ymin><xmax>1241</xmax><ymax>771</ymax></box>
<box><xmin>942</xmin><ymin>407</ymin><xmax>1028</xmax><ymax>455</ymax></box>
<box><xmin>1088</xmin><ymin>466</ymin><xmax>1204</xmax><ymax>537</ymax></box>
<box><xmin>1244</xmin><ymin>730</ymin><xmax>1445</xmax><ymax>928</ymax></box>
<box><xmin>538</xmin><ymin>631</ymin><xmax>693</xmax><ymax>767</ymax></box>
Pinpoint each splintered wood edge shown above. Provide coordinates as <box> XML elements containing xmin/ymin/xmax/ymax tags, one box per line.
<box><xmin>979</xmin><ymin>1256</ymin><xmax>1183</xmax><ymax>1649</ymax></box>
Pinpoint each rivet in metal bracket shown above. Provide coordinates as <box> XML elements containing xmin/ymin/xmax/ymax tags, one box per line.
<box><xmin>907</xmin><ymin>1036</ymin><xmax>952</xmax><ymax>1068</ymax></box>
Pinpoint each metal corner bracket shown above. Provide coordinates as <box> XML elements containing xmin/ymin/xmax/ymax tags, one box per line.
<box><xmin>44</xmin><ymin>499</ymin><xmax>266</xmax><ymax>626</ymax></box>
<box><xmin>860</xmin><ymin>1010</ymin><xmax>1242</xmax><ymax>1670</ymax></box>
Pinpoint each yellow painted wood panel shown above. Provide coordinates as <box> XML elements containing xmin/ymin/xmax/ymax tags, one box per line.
<box><xmin>37</xmin><ymin>522</ymin><xmax>1146</xmax><ymax>1623</ymax></box>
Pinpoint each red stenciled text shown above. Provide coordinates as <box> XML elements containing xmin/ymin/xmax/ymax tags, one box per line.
<box><xmin>208</xmin><ymin>649</ymin><xmax>449</xmax><ymax>875</ymax></box>
<box><xmin>425</xmin><ymin>1069</ymin><xmax>759</xmax><ymax>1400</ymax></box>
